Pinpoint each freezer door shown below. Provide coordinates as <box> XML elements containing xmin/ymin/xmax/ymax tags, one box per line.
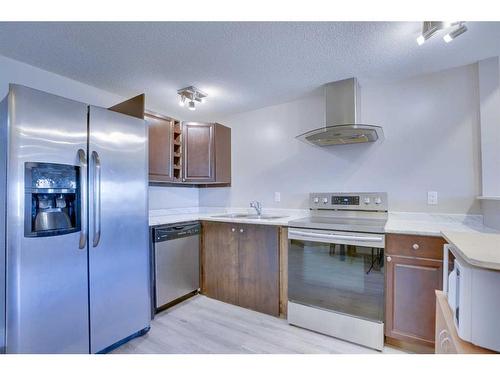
<box><xmin>5</xmin><ymin>85</ymin><xmax>89</xmax><ymax>353</ymax></box>
<box><xmin>88</xmin><ymin>106</ymin><xmax>150</xmax><ymax>353</ymax></box>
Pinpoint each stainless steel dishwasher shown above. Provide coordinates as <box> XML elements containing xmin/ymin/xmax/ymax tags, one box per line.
<box><xmin>152</xmin><ymin>221</ymin><xmax>200</xmax><ymax>312</ymax></box>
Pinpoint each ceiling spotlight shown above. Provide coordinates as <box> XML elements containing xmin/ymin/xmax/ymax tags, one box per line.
<box><xmin>177</xmin><ymin>86</ymin><xmax>207</xmax><ymax>110</ymax></box>
<box><xmin>416</xmin><ymin>21</ymin><xmax>442</xmax><ymax>46</ymax></box>
<box><xmin>443</xmin><ymin>23</ymin><xmax>468</xmax><ymax>43</ymax></box>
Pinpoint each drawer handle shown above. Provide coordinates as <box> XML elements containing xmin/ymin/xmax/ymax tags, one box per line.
<box><xmin>240</xmin><ymin>228</ymin><xmax>244</xmax><ymax>233</ymax></box>
<box><xmin>231</xmin><ymin>228</ymin><xmax>235</xmax><ymax>232</ymax></box>
<box><xmin>386</xmin><ymin>256</ymin><xmax>392</xmax><ymax>262</ymax></box>
<box><xmin>412</xmin><ymin>243</ymin><xmax>420</xmax><ymax>250</ymax></box>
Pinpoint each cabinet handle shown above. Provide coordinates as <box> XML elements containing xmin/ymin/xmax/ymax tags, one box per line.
<box><xmin>412</xmin><ymin>243</ymin><xmax>420</xmax><ymax>250</ymax></box>
<box><xmin>231</xmin><ymin>228</ymin><xmax>235</xmax><ymax>232</ymax></box>
<box><xmin>438</xmin><ymin>329</ymin><xmax>447</xmax><ymax>342</ymax></box>
<box><xmin>441</xmin><ymin>337</ymin><xmax>450</xmax><ymax>353</ymax></box>
<box><xmin>240</xmin><ymin>228</ymin><xmax>244</xmax><ymax>233</ymax></box>
<box><xmin>386</xmin><ymin>256</ymin><xmax>392</xmax><ymax>262</ymax></box>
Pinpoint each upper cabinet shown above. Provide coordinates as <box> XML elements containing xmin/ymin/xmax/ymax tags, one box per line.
<box><xmin>147</xmin><ymin>113</ymin><xmax>173</xmax><ymax>183</ymax></box>
<box><xmin>107</xmin><ymin>96</ymin><xmax>231</xmax><ymax>187</ymax></box>
<box><xmin>182</xmin><ymin>122</ymin><xmax>231</xmax><ymax>185</ymax></box>
<box><xmin>147</xmin><ymin>118</ymin><xmax>231</xmax><ymax>186</ymax></box>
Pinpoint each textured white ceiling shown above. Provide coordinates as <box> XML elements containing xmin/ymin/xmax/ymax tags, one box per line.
<box><xmin>0</xmin><ymin>22</ymin><xmax>499</xmax><ymax>120</ymax></box>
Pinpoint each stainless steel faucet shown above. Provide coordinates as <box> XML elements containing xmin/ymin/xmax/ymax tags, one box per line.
<box><xmin>250</xmin><ymin>201</ymin><xmax>263</xmax><ymax>216</ymax></box>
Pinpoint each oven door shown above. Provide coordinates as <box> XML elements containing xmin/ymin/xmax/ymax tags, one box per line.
<box><xmin>288</xmin><ymin>227</ymin><xmax>385</xmax><ymax>323</ymax></box>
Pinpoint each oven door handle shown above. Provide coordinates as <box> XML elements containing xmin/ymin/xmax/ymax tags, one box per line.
<box><xmin>288</xmin><ymin>229</ymin><xmax>384</xmax><ymax>243</ymax></box>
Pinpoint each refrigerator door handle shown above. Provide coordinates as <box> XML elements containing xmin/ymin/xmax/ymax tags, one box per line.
<box><xmin>78</xmin><ymin>149</ymin><xmax>87</xmax><ymax>249</ymax></box>
<box><xmin>92</xmin><ymin>150</ymin><xmax>102</xmax><ymax>247</ymax></box>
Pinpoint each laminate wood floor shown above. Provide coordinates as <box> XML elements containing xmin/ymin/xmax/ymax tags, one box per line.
<box><xmin>112</xmin><ymin>295</ymin><xmax>406</xmax><ymax>354</ymax></box>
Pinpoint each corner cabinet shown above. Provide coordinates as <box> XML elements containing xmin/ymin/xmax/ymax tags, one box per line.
<box><xmin>200</xmin><ymin>221</ymin><xmax>280</xmax><ymax>316</ymax></box>
<box><xmin>385</xmin><ymin>234</ymin><xmax>445</xmax><ymax>352</ymax></box>
<box><xmin>182</xmin><ymin>122</ymin><xmax>231</xmax><ymax>184</ymax></box>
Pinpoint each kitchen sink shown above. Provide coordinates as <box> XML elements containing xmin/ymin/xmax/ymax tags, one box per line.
<box><xmin>244</xmin><ymin>214</ymin><xmax>287</xmax><ymax>220</ymax></box>
<box><xmin>211</xmin><ymin>214</ymin><xmax>287</xmax><ymax>220</ymax></box>
<box><xmin>212</xmin><ymin>213</ymin><xmax>250</xmax><ymax>218</ymax></box>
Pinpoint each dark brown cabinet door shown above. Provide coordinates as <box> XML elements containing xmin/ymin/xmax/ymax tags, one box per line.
<box><xmin>183</xmin><ymin>122</ymin><xmax>215</xmax><ymax>182</ymax></box>
<box><xmin>201</xmin><ymin>221</ymin><xmax>239</xmax><ymax>305</ymax></box>
<box><xmin>238</xmin><ymin>224</ymin><xmax>279</xmax><ymax>316</ymax></box>
<box><xmin>147</xmin><ymin>113</ymin><xmax>173</xmax><ymax>182</ymax></box>
<box><xmin>385</xmin><ymin>255</ymin><xmax>443</xmax><ymax>347</ymax></box>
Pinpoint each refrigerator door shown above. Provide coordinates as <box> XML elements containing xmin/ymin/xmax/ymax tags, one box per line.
<box><xmin>88</xmin><ymin>106</ymin><xmax>150</xmax><ymax>353</ymax></box>
<box><xmin>1</xmin><ymin>93</ymin><xmax>7</xmax><ymax>353</ymax></box>
<box><xmin>5</xmin><ymin>85</ymin><xmax>90</xmax><ymax>353</ymax></box>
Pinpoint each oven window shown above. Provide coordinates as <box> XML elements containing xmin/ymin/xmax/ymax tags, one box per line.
<box><xmin>288</xmin><ymin>239</ymin><xmax>384</xmax><ymax>322</ymax></box>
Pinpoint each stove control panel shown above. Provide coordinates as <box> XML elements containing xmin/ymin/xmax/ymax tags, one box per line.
<box><xmin>309</xmin><ymin>192</ymin><xmax>388</xmax><ymax>211</ymax></box>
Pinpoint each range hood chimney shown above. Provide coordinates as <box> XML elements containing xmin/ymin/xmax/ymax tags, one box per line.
<box><xmin>296</xmin><ymin>78</ymin><xmax>383</xmax><ymax>146</ymax></box>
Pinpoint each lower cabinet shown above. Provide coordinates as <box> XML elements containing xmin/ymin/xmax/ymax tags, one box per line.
<box><xmin>201</xmin><ymin>221</ymin><xmax>239</xmax><ymax>305</ymax></box>
<box><xmin>385</xmin><ymin>234</ymin><xmax>445</xmax><ymax>350</ymax></box>
<box><xmin>201</xmin><ymin>221</ymin><xmax>280</xmax><ymax>316</ymax></box>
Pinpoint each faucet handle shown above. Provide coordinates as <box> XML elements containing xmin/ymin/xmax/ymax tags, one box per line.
<box><xmin>250</xmin><ymin>200</ymin><xmax>262</xmax><ymax>208</ymax></box>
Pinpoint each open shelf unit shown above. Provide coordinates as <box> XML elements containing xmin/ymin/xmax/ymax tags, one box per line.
<box><xmin>172</xmin><ymin>119</ymin><xmax>182</xmax><ymax>182</ymax></box>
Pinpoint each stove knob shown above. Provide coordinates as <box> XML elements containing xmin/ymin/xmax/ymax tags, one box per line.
<box><xmin>322</xmin><ymin>197</ymin><xmax>329</xmax><ymax>204</ymax></box>
<box><xmin>313</xmin><ymin>197</ymin><xmax>319</xmax><ymax>204</ymax></box>
<box><xmin>375</xmin><ymin>197</ymin><xmax>382</xmax><ymax>205</ymax></box>
<box><xmin>363</xmin><ymin>197</ymin><xmax>371</xmax><ymax>205</ymax></box>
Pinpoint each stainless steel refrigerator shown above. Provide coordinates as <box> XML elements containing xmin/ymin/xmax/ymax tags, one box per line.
<box><xmin>0</xmin><ymin>84</ymin><xmax>151</xmax><ymax>354</ymax></box>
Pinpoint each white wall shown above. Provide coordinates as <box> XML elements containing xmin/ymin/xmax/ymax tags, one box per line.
<box><xmin>478</xmin><ymin>57</ymin><xmax>500</xmax><ymax>197</ymax></box>
<box><xmin>149</xmin><ymin>186</ymin><xmax>199</xmax><ymax>209</ymax></box>
<box><xmin>0</xmin><ymin>54</ymin><xmax>189</xmax><ymax>210</ymax></box>
<box><xmin>200</xmin><ymin>63</ymin><xmax>482</xmax><ymax>213</ymax></box>
<box><xmin>481</xmin><ymin>200</ymin><xmax>500</xmax><ymax>230</ymax></box>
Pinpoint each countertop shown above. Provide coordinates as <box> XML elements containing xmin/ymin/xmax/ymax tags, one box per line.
<box><xmin>149</xmin><ymin>208</ymin><xmax>498</xmax><ymax>237</ymax></box>
<box><xmin>384</xmin><ymin>212</ymin><xmax>497</xmax><ymax>237</ymax></box>
<box><xmin>149</xmin><ymin>207</ymin><xmax>308</xmax><ymax>227</ymax></box>
<box><xmin>441</xmin><ymin>231</ymin><xmax>500</xmax><ymax>270</ymax></box>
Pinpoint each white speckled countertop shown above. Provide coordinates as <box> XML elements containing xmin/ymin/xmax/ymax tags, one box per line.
<box><xmin>150</xmin><ymin>208</ymin><xmax>498</xmax><ymax>237</ymax></box>
<box><xmin>385</xmin><ymin>212</ymin><xmax>498</xmax><ymax>237</ymax></box>
<box><xmin>149</xmin><ymin>207</ymin><xmax>309</xmax><ymax>227</ymax></box>
<box><xmin>441</xmin><ymin>231</ymin><xmax>500</xmax><ymax>270</ymax></box>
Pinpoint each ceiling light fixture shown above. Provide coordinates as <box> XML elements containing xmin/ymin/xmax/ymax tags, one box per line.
<box><xmin>443</xmin><ymin>23</ymin><xmax>468</xmax><ymax>43</ymax></box>
<box><xmin>416</xmin><ymin>21</ymin><xmax>443</xmax><ymax>46</ymax></box>
<box><xmin>177</xmin><ymin>86</ymin><xmax>208</xmax><ymax>111</ymax></box>
<box><xmin>416</xmin><ymin>21</ymin><xmax>467</xmax><ymax>46</ymax></box>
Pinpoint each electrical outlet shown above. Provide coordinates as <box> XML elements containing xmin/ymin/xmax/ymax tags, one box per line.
<box><xmin>274</xmin><ymin>192</ymin><xmax>281</xmax><ymax>203</ymax></box>
<box><xmin>427</xmin><ymin>191</ymin><xmax>438</xmax><ymax>205</ymax></box>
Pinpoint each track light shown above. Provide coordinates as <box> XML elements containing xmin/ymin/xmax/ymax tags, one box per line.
<box><xmin>443</xmin><ymin>24</ymin><xmax>468</xmax><ymax>43</ymax></box>
<box><xmin>177</xmin><ymin>86</ymin><xmax>207</xmax><ymax>110</ymax></box>
<box><xmin>416</xmin><ymin>21</ymin><xmax>441</xmax><ymax>46</ymax></box>
<box><xmin>416</xmin><ymin>21</ymin><xmax>467</xmax><ymax>46</ymax></box>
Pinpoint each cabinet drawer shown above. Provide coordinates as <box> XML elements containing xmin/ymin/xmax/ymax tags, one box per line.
<box><xmin>386</xmin><ymin>234</ymin><xmax>445</xmax><ymax>260</ymax></box>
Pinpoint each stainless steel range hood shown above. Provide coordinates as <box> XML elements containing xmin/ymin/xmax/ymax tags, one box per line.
<box><xmin>296</xmin><ymin>78</ymin><xmax>383</xmax><ymax>146</ymax></box>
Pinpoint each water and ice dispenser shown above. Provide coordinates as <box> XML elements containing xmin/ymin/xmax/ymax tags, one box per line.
<box><xmin>24</xmin><ymin>162</ymin><xmax>81</xmax><ymax>237</ymax></box>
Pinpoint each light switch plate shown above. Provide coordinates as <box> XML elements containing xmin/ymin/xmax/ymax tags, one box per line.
<box><xmin>428</xmin><ymin>191</ymin><xmax>438</xmax><ymax>205</ymax></box>
<box><xmin>274</xmin><ymin>192</ymin><xmax>281</xmax><ymax>202</ymax></box>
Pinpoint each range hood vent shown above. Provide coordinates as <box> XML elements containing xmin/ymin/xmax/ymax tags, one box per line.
<box><xmin>296</xmin><ymin>78</ymin><xmax>383</xmax><ymax>146</ymax></box>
